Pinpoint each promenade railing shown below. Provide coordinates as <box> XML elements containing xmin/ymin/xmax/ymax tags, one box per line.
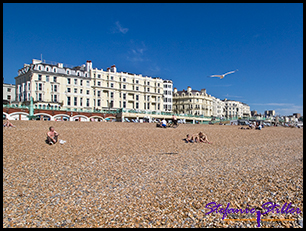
<box><xmin>3</xmin><ymin>104</ymin><xmax>270</xmax><ymax>121</ymax></box>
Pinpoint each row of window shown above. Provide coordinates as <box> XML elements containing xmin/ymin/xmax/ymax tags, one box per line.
<box><xmin>67</xmin><ymin>78</ymin><xmax>90</xmax><ymax>87</ymax></box>
<box><xmin>37</xmin><ymin>65</ymin><xmax>89</xmax><ymax>77</ymax></box>
<box><xmin>35</xmin><ymin>93</ymin><xmax>57</xmax><ymax>102</ymax></box>
<box><xmin>175</xmin><ymin>93</ymin><xmax>208</xmax><ymax>97</ymax></box>
<box><xmin>67</xmin><ymin>88</ymin><xmax>90</xmax><ymax>95</ymax></box>
<box><xmin>17</xmin><ymin>92</ymin><xmax>59</xmax><ymax>103</ymax></box>
<box><xmin>35</xmin><ymin>83</ymin><xmax>58</xmax><ymax>92</ymax></box>
<box><xmin>163</xmin><ymin>84</ymin><xmax>172</xmax><ymax>89</ymax></box>
<box><xmin>163</xmin><ymin>90</ymin><xmax>173</xmax><ymax>95</ymax></box>
<box><xmin>35</xmin><ymin>104</ymin><xmax>60</xmax><ymax>109</ymax></box>
<box><xmin>94</xmin><ymin>74</ymin><xmax>163</xmax><ymax>86</ymax></box>
<box><xmin>67</xmin><ymin>97</ymin><xmax>90</xmax><ymax>107</ymax></box>
<box><xmin>164</xmin><ymin>105</ymin><xmax>172</xmax><ymax>110</ymax></box>
<box><xmin>35</xmin><ymin>75</ymin><xmax>169</xmax><ymax>94</ymax></box>
<box><xmin>38</xmin><ymin>74</ymin><xmax>57</xmax><ymax>82</ymax></box>
<box><xmin>177</xmin><ymin>104</ymin><xmax>210</xmax><ymax>109</ymax></box>
<box><xmin>66</xmin><ymin>89</ymin><xmax>162</xmax><ymax>103</ymax></box>
<box><xmin>66</xmin><ymin>97</ymin><xmax>158</xmax><ymax>109</ymax></box>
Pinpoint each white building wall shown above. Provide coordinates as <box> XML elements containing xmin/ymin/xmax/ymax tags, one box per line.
<box><xmin>14</xmin><ymin>59</ymin><xmax>171</xmax><ymax>112</ymax></box>
<box><xmin>3</xmin><ymin>83</ymin><xmax>16</xmax><ymax>102</ymax></box>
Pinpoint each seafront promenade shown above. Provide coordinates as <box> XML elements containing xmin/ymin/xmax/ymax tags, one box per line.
<box><xmin>3</xmin><ymin>104</ymin><xmax>267</xmax><ymax>124</ymax></box>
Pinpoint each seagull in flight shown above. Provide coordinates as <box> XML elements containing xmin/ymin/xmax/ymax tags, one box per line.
<box><xmin>208</xmin><ymin>69</ymin><xmax>238</xmax><ymax>79</ymax></box>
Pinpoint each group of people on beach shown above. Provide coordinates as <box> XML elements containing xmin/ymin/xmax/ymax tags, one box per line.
<box><xmin>156</xmin><ymin>115</ymin><xmax>178</xmax><ymax>128</ymax></box>
<box><xmin>184</xmin><ymin>131</ymin><xmax>212</xmax><ymax>144</ymax></box>
<box><xmin>4</xmin><ymin>114</ymin><xmax>212</xmax><ymax>146</ymax></box>
<box><xmin>239</xmin><ymin>122</ymin><xmax>262</xmax><ymax>130</ymax></box>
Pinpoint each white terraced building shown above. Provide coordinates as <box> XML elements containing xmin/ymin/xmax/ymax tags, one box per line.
<box><xmin>3</xmin><ymin>82</ymin><xmax>16</xmax><ymax>104</ymax></box>
<box><xmin>14</xmin><ymin>59</ymin><xmax>173</xmax><ymax>112</ymax></box>
<box><xmin>222</xmin><ymin>98</ymin><xmax>251</xmax><ymax>118</ymax></box>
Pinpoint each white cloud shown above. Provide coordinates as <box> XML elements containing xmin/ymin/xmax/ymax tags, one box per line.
<box><xmin>249</xmin><ymin>102</ymin><xmax>303</xmax><ymax>116</ymax></box>
<box><xmin>126</xmin><ymin>42</ymin><xmax>147</xmax><ymax>63</ymax></box>
<box><xmin>274</xmin><ymin>105</ymin><xmax>303</xmax><ymax>116</ymax></box>
<box><xmin>149</xmin><ymin>65</ymin><xmax>160</xmax><ymax>72</ymax></box>
<box><xmin>224</xmin><ymin>93</ymin><xmax>242</xmax><ymax>98</ymax></box>
<box><xmin>113</xmin><ymin>21</ymin><xmax>129</xmax><ymax>34</ymax></box>
<box><xmin>250</xmin><ymin>103</ymin><xmax>295</xmax><ymax>106</ymax></box>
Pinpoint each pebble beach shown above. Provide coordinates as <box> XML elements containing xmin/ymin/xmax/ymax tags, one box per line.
<box><xmin>3</xmin><ymin>120</ymin><xmax>303</xmax><ymax>228</ymax></box>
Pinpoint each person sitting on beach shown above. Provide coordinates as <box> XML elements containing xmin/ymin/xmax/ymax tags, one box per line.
<box><xmin>47</xmin><ymin>126</ymin><xmax>59</xmax><ymax>145</ymax></box>
<box><xmin>198</xmin><ymin>131</ymin><xmax>212</xmax><ymax>144</ymax></box>
<box><xmin>255</xmin><ymin>123</ymin><xmax>262</xmax><ymax>130</ymax></box>
<box><xmin>162</xmin><ymin>118</ymin><xmax>167</xmax><ymax>128</ymax></box>
<box><xmin>3</xmin><ymin>119</ymin><xmax>16</xmax><ymax>128</ymax></box>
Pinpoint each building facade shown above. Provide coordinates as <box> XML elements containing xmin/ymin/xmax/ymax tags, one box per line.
<box><xmin>222</xmin><ymin>98</ymin><xmax>251</xmax><ymax>118</ymax></box>
<box><xmin>15</xmin><ymin>59</ymin><xmax>93</xmax><ymax>110</ymax></box>
<box><xmin>211</xmin><ymin>96</ymin><xmax>225</xmax><ymax>118</ymax></box>
<box><xmin>293</xmin><ymin>113</ymin><xmax>301</xmax><ymax>119</ymax></box>
<box><xmin>90</xmin><ymin>64</ymin><xmax>167</xmax><ymax>112</ymax></box>
<box><xmin>14</xmin><ymin>59</ymin><xmax>172</xmax><ymax>112</ymax></box>
<box><xmin>172</xmin><ymin>86</ymin><xmax>213</xmax><ymax>117</ymax></box>
<box><xmin>3</xmin><ymin>82</ymin><xmax>16</xmax><ymax>103</ymax></box>
<box><xmin>163</xmin><ymin>80</ymin><xmax>173</xmax><ymax>112</ymax></box>
<box><xmin>264</xmin><ymin>110</ymin><xmax>275</xmax><ymax>117</ymax></box>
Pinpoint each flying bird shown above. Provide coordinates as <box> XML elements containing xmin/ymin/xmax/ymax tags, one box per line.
<box><xmin>208</xmin><ymin>69</ymin><xmax>238</xmax><ymax>79</ymax></box>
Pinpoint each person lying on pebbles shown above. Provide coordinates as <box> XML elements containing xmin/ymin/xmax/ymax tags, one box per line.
<box><xmin>3</xmin><ymin>119</ymin><xmax>16</xmax><ymax>128</ymax></box>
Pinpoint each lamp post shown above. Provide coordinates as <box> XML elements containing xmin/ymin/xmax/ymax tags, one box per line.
<box><xmin>27</xmin><ymin>96</ymin><xmax>36</xmax><ymax>120</ymax></box>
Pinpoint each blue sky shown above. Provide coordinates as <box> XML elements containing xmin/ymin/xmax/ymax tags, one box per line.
<box><xmin>3</xmin><ymin>3</ymin><xmax>303</xmax><ymax>116</ymax></box>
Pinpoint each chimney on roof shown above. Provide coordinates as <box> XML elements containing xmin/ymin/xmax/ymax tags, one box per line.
<box><xmin>173</xmin><ymin>88</ymin><xmax>177</xmax><ymax>94</ymax></box>
<box><xmin>110</xmin><ymin>64</ymin><xmax>116</xmax><ymax>73</ymax></box>
<box><xmin>86</xmin><ymin>60</ymin><xmax>92</xmax><ymax>72</ymax></box>
<box><xmin>187</xmin><ymin>86</ymin><xmax>192</xmax><ymax>93</ymax></box>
